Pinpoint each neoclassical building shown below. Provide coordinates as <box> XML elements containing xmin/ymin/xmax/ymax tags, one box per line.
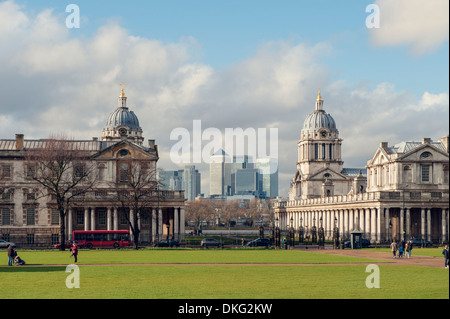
<box><xmin>275</xmin><ymin>91</ymin><xmax>449</xmax><ymax>244</ymax></box>
<box><xmin>0</xmin><ymin>88</ymin><xmax>185</xmax><ymax>246</ymax></box>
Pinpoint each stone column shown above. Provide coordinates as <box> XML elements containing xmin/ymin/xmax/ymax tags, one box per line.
<box><xmin>158</xmin><ymin>208</ymin><xmax>163</xmax><ymax>240</ymax></box>
<box><xmin>152</xmin><ymin>209</ymin><xmax>157</xmax><ymax>242</ymax></box>
<box><xmin>371</xmin><ymin>208</ymin><xmax>377</xmax><ymax>242</ymax></box>
<box><xmin>67</xmin><ymin>208</ymin><xmax>73</xmax><ymax>241</ymax></box>
<box><xmin>385</xmin><ymin>207</ymin><xmax>390</xmax><ymax>243</ymax></box>
<box><xmin>376</xmin><ymin>207</ymin><xmax>381</xmax><ymax>243</ymax></box>
<box><xmin>174</xmin><ymin>207</ymin><xmax>179</xmax><ymax>241</ymax></box>
<box><xmin>107</xmin><ymin>207</ymin><xmax>112</xmax><ymax>231</ymax></box>
<box><xmin>427</xmin><ymin>208</ymin><xmax>432</xmax><ymax>242</ymax></box>
<box><xmin>405</xmin><ymin>207</ymin><xmax>411</xmax><ymax>240</ymax></box>
<box><xmin>84</xmin><ymin>207</ymin><xmax>89</xmax><ymax>231</ymax></box>
<box><xmin>421</xmin><ymin>208</ymin><xmax>426</xmax><ymax>240</ymax></box>
<box><xmin>442</xmin><ymin>208</ymin><xmax>447</xmax><ymax>244</ymax></box>
<box><xmin>179</xmin><ymin>206</ymin><xmax>185</xmax><ymax>241</ymax></box>
<box><xmin>113</xmin><ymin>208</ymin><xmax>118</xmax><ymax>231</ymax></box>
<box><xmin>366</xmin><ymin>208</ymin><xmax>371</xmax><ymax>240</ymax></box>
<box><xmin>90</xmin><ymin>208</ymin><xmax>95</xmax><ymax>231</ymax></box>
<box><xmin>400</xmin><ymin>208</ymin><xmax>404</xmax><ymax>241</ymax></box>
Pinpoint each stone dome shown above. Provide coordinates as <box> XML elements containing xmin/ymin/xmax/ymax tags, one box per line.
<box><xmin>104</xmin><ymin>106</ymin><xmax>142</xmax><ymax>131</ymax></box>
<box><xmin>302</xmin><ymin>110</ymin><xmax>337</xmax><ymax>133</ymax></box>
<box><xmin>301</xmin><ymin>90</ymin><xmax>338</xmax><ymax>133</ymax></box>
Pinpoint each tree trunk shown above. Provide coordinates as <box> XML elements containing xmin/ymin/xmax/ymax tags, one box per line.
<box><xmin>59</xmin><ymin>215</ymin><xmax>66</xmax><ymax>251</ymax></box>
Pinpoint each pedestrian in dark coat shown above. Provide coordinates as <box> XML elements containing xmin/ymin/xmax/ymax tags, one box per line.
<box><xmin>7</xmin><ymin>244</ymin><xmax>14</xmax><ymax>266</ymax></box>
<box><xmin>443</xmin><ymin>244</ymin><xmax>449</xmax><ymax>269</ymax></box>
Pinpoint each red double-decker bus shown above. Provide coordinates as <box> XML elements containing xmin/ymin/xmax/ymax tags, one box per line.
<box><xmin>73</xmin><ymin>230</ymin><xmax>131</xmax><ymax>249</ymax></box>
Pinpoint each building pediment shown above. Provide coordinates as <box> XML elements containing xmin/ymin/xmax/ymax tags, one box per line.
<box><xmin>366</xmin><ymin>147</ymin><xmax>391</xmax><ymax>166</ymax></box>
<box><xmin>93</xmin><ymin>140</ymin><xmax>158</xmax><ymax>161</ymax></box>
<box><xmin>308</xmin><ymin>167</ymin><xmax>349</xmax><ymax>181</ymax></box>
<box><xmin>398</xmin><ymin>143</ymin><xmax>449</xmax><ymax>162</ymax></box>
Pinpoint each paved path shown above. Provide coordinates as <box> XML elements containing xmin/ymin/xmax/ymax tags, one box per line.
<box><xmin>312</xmin><ymin>249</ymin><xmax>445</xmax><ymax>268</ymax></box>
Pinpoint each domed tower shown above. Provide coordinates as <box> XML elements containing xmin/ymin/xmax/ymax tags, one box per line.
<box><xmin>102</xmin><ymin>86</ymin><xmax>144</xmax><ymax>145</ymax></box>
<box><xmin>290</xmin><ymin>89</ymin><xmax>344</xmax><ymax>200</ymax></box>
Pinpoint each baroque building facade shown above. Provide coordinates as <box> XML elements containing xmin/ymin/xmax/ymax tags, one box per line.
<box><xmin>0</xmin><ymin>88</ymin><xmax>185</xmax><ymax>246</ymax></box>
<box><xmin>275</xmin><ymin>91</ymin><xmax>449</xmax><ymax>244</ymax></box>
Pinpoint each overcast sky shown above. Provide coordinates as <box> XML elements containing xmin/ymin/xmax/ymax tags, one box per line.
<box><xmin>0</xmin><ymin>0</ymin><xmax>448</xmax><ymax>196</ymax></box>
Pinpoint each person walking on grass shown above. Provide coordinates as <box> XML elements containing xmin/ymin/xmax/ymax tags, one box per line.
<box><xmin>71</xmin><ymin>243</ymin><xmax>79</xmax><ymax>263</ymax></box>
<box><xmin>390</xmin><ymin>240</ymin><xmax>397</xmax><ymax>258</ymax></box>
<box><xmin>443</xmin><ymin>244</ymin><xmax>449</xmax><ymax>269</ymax></box>
<box><xmin>7</xmin><ymin>244</ymin><xmax>14</xmax><ymax>266</ymax></box>
<box><xmin>405</xmin><ymin>242</ymin><xmax>411</xmax><ymax>259</ymax></box>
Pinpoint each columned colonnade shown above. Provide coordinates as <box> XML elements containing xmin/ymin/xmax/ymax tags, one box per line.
<box><xmin>65</xmin><ymin>206</ymin><xmax>186</xmax><ymax>242</ymax></box>
<box><xmin>278</xmin><ymin>206</ymin><xmax>449</xmax><ymax>243</ymax></box>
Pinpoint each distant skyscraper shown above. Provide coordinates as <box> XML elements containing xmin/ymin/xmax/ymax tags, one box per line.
<box><xmin>160</xmin><ymin>165</ymin><xmax>201</xmax><ymax>201</ymax></box>
<box><xmin>255</xmin><ymin>158</ymin><xmax>278</xmax><ymax>198</ymax></box>
<box><xmin>209</xmin><ymin>150</ymin><xmax>278</xmax><ymax>198</ymax></box>
<box><xmin>183</xmin><ymin>165</ymin><xmax>201</xmax><ymax>201</ymax></box>
<box><xmin>209</xmin><ymin>149</ymin><xmax>230</xmax><ymax>197</ymax></box>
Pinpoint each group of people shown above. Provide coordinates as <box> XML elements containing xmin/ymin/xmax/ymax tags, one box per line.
<box><xmin>7</xmin><ymin>244</ymin><xmax>25</xmax><ymax>266</ymax></box>
<box><xmin>6</xmin><ymin>242</ymin><xmax>79</xmax><ymax>266</ymax></box>
<box><xmin>390</xmin><ymin>240</ymin><xmax>413</xmax><ymax>259</ymax></box>
<box><xmin>390</xmin><ymin>240</ymin><xmax>449</xmax><ymax>269</ymax></box>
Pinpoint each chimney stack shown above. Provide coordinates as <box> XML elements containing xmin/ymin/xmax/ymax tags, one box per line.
<box><xmin>148</xmin><ymin>139</ymin><xmax>155</xmax><ymax>148</ymax></box>
<box><xmin>15</xmin><ymin>134</ymin><xmax>24</xmax><ymax>150</ymax></box>
<box><xmin>422</xmin><ymin>138</ymin><xmax>431</xmax><ymax>144</ymax></box>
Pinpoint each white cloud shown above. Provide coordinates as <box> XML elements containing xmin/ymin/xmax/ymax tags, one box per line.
<box><xmin>0</xmin><ymin>2</ymin><xmax>448</xmax><ymax>198</ymax></box>
<box><xmin>369</xmin><ymin>0</ymin><xmax>449</xmax><ymax>55</ymax></box>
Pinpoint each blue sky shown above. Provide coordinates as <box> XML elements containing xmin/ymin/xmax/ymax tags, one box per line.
<box><xmin>20</xmin><ymin>0</ymin><xmax>448</xmax><ymax>94</ymax></box>
<box><xmin>1</xmin><ymin>0</ymin><xmax>449</xmax><ymax>196</ymax></box>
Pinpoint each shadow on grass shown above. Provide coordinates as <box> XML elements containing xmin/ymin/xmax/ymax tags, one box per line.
<box><xmin>0</xmin><ymin>265</ymin><xmax>66</xmax><ymax>272</ymax></box>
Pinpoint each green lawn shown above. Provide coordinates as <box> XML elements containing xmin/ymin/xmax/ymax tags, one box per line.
<box><xmin>0</xmin><ymin>249</ymin><xmax>448</xmax><ymax>299</ymax></box>
<box><xmin>6</xmin><ymin>248</ymin><xmax>384</xmax><ymax>265</ymax></box>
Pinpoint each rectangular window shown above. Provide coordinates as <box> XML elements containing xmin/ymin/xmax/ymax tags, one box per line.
<box><xmin>421</xmin><ymin>164</ymin><xmax>431</xmax><ymax>182</ymax></box>
<box><xmin>26</xmin><ymin>165</ymin><xmax>36</xmax><ymax>178</ymax></box>
<box><xmin>51</xmin><ymin>234</ymin><xmax>59</xmax><ymax>245</ymax></box>
<box><xmin>2</xmin><ymin>192</ymin><xmax>11</xmax><ymax>200</ymax></box>
<box><xmin>322</xmin><ymin>143</ymin><xmax>326</xmax><ymax>160</ymax></box>
<box><xmin>51</xmin><ymin>209</ymin><xmax>59</xmax><ymax>225</ymax></box>
<box><xmin>120</xmin><ymin>210</ymin><xmax>128</xmax><ymax>225</ymax></box>
<box><xmin>74</xmin><ymin>164</ymin><xmax>85</xmax><ymax>178</ymax></box>
<box><xmin>27</xmin><ymin>208</ymin><xmax>35</xmax><ymax>225</ymax></box>
<box><xmin>119</xmin><ymin>163</ymin><xmax>129</xmax><ymax>182</ymax></box>
<box><xmin>76</xmin><ymin>209</ymin><xmax>84</xmax><ymax>225</ymax></box>
<box><xmin>27</xmin><ymin>234</ymin><xmax>35</xmax><ymax>245</ymax></box>
<box><xmin>98</xmin><ymin>209</ymin><xmax>106</xmax><ymax>225</ymax></box>
<box><xmin>1</xmin><ymin>165</ymin><xmax>11</xmax><ymax>178</ymax></box>
<box><xmin>329</xmin><ymin>144</ymin><xmax>333</xmax><ymax>160</ymax></box>
<box><xmin>314</xmin><ymin>144</ymin><xmax>318</xmax><ymax>160</ymax></box>
<box><xmin>1</xmin><ymin>209</ymin><xmax>11</xmax><ymax>226</ymax></box>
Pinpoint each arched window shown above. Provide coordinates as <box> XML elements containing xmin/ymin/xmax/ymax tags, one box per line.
<box><xmin>420</xmin><ymin>151</ymin><xmax>432</xmax><ymax>159</ymax></box>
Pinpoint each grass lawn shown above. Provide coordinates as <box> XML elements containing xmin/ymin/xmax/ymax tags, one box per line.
<box><xmin>6</xmin><ymin>248</ymin><xmax>384</xmax><ymax>265</ymax></box>
<box><xmin>0</xmin><ymin>249</ymin><xmax>448</xmax><ymax>299</ymax></box>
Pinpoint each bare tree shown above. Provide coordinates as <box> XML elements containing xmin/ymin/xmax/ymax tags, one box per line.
<box><xmin>112</xmin><ymin>160</ymin><xmax>162</xmax><ymax>249</ymax></box>
<box><xmin>219</xmin><ymin>200</ymin><xmax>240</xmax><ymax>229</ymax></box>
<box><xmin>185</xmin><ymin>199</ymin><xmax>214</xmax><ymax>230</ymax></box>
<box><xmin>25</xmin><ymin>135</ymin><xmax>96</xmax><ymax>251</ymax></box>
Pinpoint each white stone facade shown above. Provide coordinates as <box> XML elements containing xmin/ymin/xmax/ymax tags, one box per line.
<box><xmin>0</xmin><ymin>90</ymin><xmax>186</xmax><ymax>247</ymax></box>
<box><xmin>276</xmin><ymin>92</ymin><xmax>449</xmax><ymax>244</ymax></box>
